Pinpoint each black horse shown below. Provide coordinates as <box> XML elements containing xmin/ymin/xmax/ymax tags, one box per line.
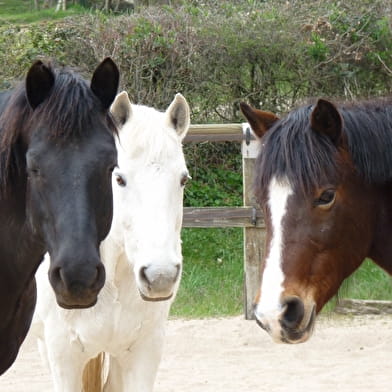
<box><xmin>0</xmin><ymin>58</ymin><xmax>119</xmax><ymax>374</ymax></box>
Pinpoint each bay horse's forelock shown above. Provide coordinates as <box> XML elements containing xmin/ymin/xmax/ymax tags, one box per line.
<box><xmin>242</xmin><ymin>97</ymin><xmax>392</xmax><ymax>344</ymax></box>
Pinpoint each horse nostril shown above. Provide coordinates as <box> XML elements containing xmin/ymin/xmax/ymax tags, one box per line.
<box><xmin>173</xmin><ymin>264</ymin><xmax>181</xmax><ymax>282</ymax></box>
<box><xmin>90</xmin><ymin>264</ymin><xmax>105</xmax><ymax>291</ymax></box>
<box><xmin>281</xmin><ymin>296</ymin><xmax>305</xmax><ymax>330</ymax></box>
<box><xmin>139</xmin><ymin>266</ymin><xmax>149</xmax><ymax>285</ymax></box>
<box><xmin>50</xmin><ymin>266</ymin><xmax>62</xmax><ymax>286</ymax></box>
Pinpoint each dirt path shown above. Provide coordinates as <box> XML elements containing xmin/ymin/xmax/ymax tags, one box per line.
<box><xmin>0</xmin><ymin>314</ymin><xmax>390</xmax><ymax>391</ymax></box>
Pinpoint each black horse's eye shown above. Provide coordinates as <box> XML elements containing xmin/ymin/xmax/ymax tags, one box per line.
<box><xmin>115</xmin><ymin>173</ymin><xmax>126</xmax><ymax>187</ymax></box>
<box><xmin>181</xmin><ymin>172</ymin><xmax>191</xmax><ymax>187</ymax></box>
<box><xmin>314</xmin><ymin>189</ymin><xmax>336</xmax><ymax>209</ymax></box>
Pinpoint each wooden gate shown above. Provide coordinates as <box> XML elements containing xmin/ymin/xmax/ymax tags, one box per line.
<box><xmin>182</xmin><ymin>124</ymin><xmax>265</xmax><ymax>319</ymax></box>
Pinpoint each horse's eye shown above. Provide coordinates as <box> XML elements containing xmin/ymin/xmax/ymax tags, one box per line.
<box><xmin>315</xmin><ymin>189</ymin><xmax>336</xmax><ymax>209</ymax></box>
<box><xmin>181</xmin><ymin>173</ymin><xmax>191</xmax><ymax>187</ymax></box>
<box><xmin>115</xmin><ymin>174</ymin><xmax>126</xmax><ymax>187</ymax></box>
<box><xmin>28</xmin><ymin>167</ymin><xmax>40</xmax><ymax>177</ymax></box>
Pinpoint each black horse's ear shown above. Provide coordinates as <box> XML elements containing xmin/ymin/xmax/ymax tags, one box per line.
<box><xmin>240</xmin><ymin>102</ymin><xmax>279</xmax><ymax>138</ymax></box>
<box><xmin>25</xmin><ymin>60</ymin><xmax>55</xmax><ymax>109</ymax></box>
<box><xmin>311</xmin><ymin>99</ymin><xmax>343</xmax><ymax>146</ymax></box>
<box><xmin>91</xmin><ymin>58</ymin><xmax>119</xmax><ymax>110</ymax></box>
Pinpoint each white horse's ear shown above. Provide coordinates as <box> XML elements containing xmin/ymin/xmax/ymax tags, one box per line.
<box><xmin>110</xmin><ymin>91</ymin><xmax>132</xmax><ymax>128</ymax></box>
<box><xmin>166</xmin><ymin>93</ymin><xmax>190</xmax><ymax>140</ymax></box>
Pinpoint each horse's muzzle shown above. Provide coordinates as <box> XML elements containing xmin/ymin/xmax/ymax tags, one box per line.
<box><xmin>49</xmin><ymin>261</ymin><xmax>106</xmax><ymax>309</ymax></box>
<box><xmin>137</xmin><ymin>262</ymin><xmax>181</xmax><ymax>301</ymax></box>
<box><xmin>254</xmin><ymin>297</ymin><xmax>316</xmax><ymax>344</ymax></box>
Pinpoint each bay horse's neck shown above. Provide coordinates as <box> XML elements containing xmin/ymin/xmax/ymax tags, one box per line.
<box><xmin>369</xmin><ymin>183</ymin><xmax>392</xmax><ymax>275</ymax></box>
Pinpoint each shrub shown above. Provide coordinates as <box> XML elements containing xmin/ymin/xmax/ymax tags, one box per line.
<box><xmin>1</xmin><ymin>0</ymin><xmax>391</xmax><ymax>206</ymax></box>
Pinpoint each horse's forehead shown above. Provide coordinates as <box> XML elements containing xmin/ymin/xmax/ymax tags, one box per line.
<box><xmin>267</xmin><ymin>177</ymin><xmax>293</xmax><ymax>216</ymax></box>
<box><xmin>27</xmin><ymin>130</ymin><xmax>116</xmax><ymax>168</ymax></box>
<box><xmin>118</xmin><ymin>136</ymin><xmax>185</xmax><ymax>169</ymax></box>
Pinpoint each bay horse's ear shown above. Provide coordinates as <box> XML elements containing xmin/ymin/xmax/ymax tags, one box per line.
<box><xmin>25</xmin><ymin>60</ymin><xmax>55</xmax><ymax>109</ymax></box>
<box><xmin>110</xmin><ymin>91</ymin><xmax>132</xmax><ymax>127</ymax></box>
<box><xmin>240</xmin><ymin>102</ymin><xmax>279</xmax><ymax>138</ymax></box>
<box><xmin>91</xmin><ymin>57</ymin><xmax>120</xmax><ymax>110</ymax></box>
<box><xmin>311</xmin><ymin>99</ymin><xmax>343</xmax><ymax>146</ymax></box>
<box><xmin>166</xmin><ymin>93</ymin><xmax>190</xmax><ymax>141</ymax></box>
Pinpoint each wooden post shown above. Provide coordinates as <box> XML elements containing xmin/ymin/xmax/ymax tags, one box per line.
<box><xmin>242</xmin><ymin>124</ymin><xmax>265</xmax><ymax>320</ymax></box>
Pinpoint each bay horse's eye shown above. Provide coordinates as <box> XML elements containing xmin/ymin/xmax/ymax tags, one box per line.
<box><xmin>28</xmin><ymin>167</ymin><xmax>40</xmax><ymax>178</ymax></box>
<box><xmin>181</xmin><ymin>173</ymin><xmax>191</xmax><ymax>187</ymax></box>
<box><xmin>315</xmin><ymin>189</ymin><xmax>336</xmax><ymax>209</ymax></box>
<box><xmin>115</xmin><ymin>174</ymin><xmax>126</xmax><ymax>187</ymax></box>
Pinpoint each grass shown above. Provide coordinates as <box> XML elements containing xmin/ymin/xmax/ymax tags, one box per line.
<box><xmin>170</xmin><ymin>228</ymin><xmax>244</xmax><ymax>318</ymax></box>
<box><xmin>339</xmin><ymin>258</ymin><xmax>392</xmax><ymax>300</ymax></box>
<box><xmin>0</xmin><ymin>0</ymin><xmax>88</xmax><ymax>24</ymax></box>
<box><xmin>171</xmin><ymin>228</ymin><xmax>392</xmax><ymax>318</ymax></box>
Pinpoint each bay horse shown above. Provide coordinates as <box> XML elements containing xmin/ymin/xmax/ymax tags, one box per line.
<box><xmin>33</xmin><ymin>91</ymin><xmax>190</xmax><ymax>391</ymax></box>
<box><xmin>0</xmin><ymin>58</ymin><xmax>119</xmax><ymax>373</ymax></box>
<box><xmin>240</xmin><ymin>98</ymin><xmax>392</xmax><ymax>344</ymax></box>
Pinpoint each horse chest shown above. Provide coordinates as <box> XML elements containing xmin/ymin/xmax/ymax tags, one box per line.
<box><xmin>68</xmin><ymin>277</ymin><xmax>169</xmax><ymax>355</ymax></box>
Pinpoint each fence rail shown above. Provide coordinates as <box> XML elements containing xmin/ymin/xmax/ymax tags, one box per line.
<box><xmin>183</xmin><ymin>207</ymin><xmax>264</xmax><ymax>228</ymax></box>
<box><xmin>184</xmin><ymin>123</ymin><xmax>245</xmax><ymax>143</ymax></box>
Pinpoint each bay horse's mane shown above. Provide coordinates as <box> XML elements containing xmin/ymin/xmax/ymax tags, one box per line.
<box><xmin>0</xmin><ymin>63</ymin><xmax>117</xmax><ymax>190</ymax></box>
<box><xmin>255</xmin><ymin>97</ymin><xmax>392</xmax><ymax>198</ymax></box>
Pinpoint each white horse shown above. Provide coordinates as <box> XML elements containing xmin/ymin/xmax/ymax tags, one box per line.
<box><xmin>33</xmin><ymin>91</ymin><xmax>190</xmax><ymax>392</ymax></box>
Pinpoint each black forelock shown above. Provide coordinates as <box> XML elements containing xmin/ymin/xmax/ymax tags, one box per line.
<box><xmin>30</xmin><ymin>65</ymin><xmax>116</xmax><ymax>139</ymax></box>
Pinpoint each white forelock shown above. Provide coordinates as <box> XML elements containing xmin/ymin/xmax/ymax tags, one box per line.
<box><xmin>118</xmin><ymin>104</ymin><xmax>184</xmax><ymax>166</ymax></box>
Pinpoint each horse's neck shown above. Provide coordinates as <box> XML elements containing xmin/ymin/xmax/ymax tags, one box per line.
<box><xmin>0</xmin><ymin>194</ymin><xmax>44</xmax><ymax>329</ymax></box>
<box><xmin>369</xmin><ymin>185</ymin><xmax>392</xmax><ymax>275</ymax></box>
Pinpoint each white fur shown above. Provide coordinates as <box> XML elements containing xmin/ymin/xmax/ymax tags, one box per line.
<box><xmin>32</xmin><ymin>92</ymin><xmax>190</xmax><ymax>391</ymax></box>
<box><xmin>254</xmin><ymin>176</ymin><xmax>292</xmax><ymax>339</ymax></box>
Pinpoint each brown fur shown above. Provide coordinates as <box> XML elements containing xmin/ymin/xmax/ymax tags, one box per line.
<box><xmin>82</xmin><ymin>353</ymin><xmax>105</xmax><ymax>392</ymax></box>
<box><xmin>242</xmin><ymin>99</ymin><xmax>392</xmax><ymax>342</ymax></box>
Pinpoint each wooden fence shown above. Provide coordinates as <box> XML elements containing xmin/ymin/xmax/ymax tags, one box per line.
<box><xmin>182</xmin><ymin>123</ymin><xmax>265</xmax><ymax>320</ymax></box>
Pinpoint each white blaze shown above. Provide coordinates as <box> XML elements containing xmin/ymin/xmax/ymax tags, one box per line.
<box><xmin>255</xmin><ymin>176</ymin><xmax>293</xmax><ymax>322</ymax></box>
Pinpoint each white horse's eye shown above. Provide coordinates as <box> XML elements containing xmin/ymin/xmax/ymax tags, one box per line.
<box><xmin>115</xmin><ymin>174</ymin><xmax>126</xmax><ymax>187</ymax></box>
<box><xmin>180</xmin><ymin>173</ymin><xmax>191</xmax><ymax>187</ymax></box>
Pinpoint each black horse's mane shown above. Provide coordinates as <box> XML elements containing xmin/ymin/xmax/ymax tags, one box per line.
<box><xmin>255</xmin><ymin>97</ymin><xmax>392</xmax><ymax>198</ymax></box>
<box><xmin>0</xmin><ymin>64</ymin><xmax>116</xmax><ymax>190</ymax></box>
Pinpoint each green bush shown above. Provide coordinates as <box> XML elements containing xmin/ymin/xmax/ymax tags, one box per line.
<box><xmin>1</xmin><ymin>0</ymin><xmax>392</xmax><ymax>120</ymax></box>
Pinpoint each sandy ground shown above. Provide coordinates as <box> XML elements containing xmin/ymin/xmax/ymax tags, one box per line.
<box><xmin>0</xmin><ymin>314</ymin><xmax>390</xmax><ymax>392</ymax></box>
